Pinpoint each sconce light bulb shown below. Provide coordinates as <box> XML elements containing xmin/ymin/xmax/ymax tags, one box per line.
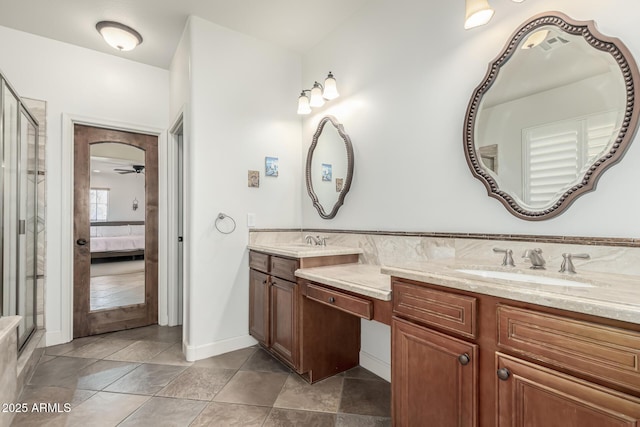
<box><xmin>464</xmin><ymin>0</ymin><xmax>495</xmax><ymax>30</ymax></box>
<box><xmin>297</xmin><ymin>92</ymin><xmax>311</xmax><ymax>115</ymax></box>
<box><xmin>309</xmin><ymin>82</ymin><xmax>325</xmax><ymax>107</ymax></box>
<box><xmin>322</xmin><ymin>72</ymin><xmax>339</xmax><ymax>100</ymax></box>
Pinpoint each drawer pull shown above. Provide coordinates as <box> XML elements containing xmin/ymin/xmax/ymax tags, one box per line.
<box><xmin>497</xmin><ymin>368</ymin><xmax>511</xmax><ymax>381</ymax></box>
<box><xmin>458</xmin><ymin>353</ymin><xmax>470</xmax><ymax>366</ymax></box>
<box><xmin>328</xmin><ymin>297</ymin><xmax>336</xmax><ymax>303</ymax></box>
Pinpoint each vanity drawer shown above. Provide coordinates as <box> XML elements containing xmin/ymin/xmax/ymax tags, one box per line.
<box><xmin>271</xmin><ymin>256</ymin><xmax>298</xmax><ymax>282</ymax></box>
<box><xmin>497</xmin><ymin>305</ymin><xmax>640</xmax><ymax>393</ymax></box>
<box><xmin>393</xmin><ymin>280</ymin><xmax>477</xmax><ymax>339</ymax></box>
<box><xmin>249</xmin><ymin>251</ymin><xmax>270</xmax><ymax>273</ymax></box>
<box><xmin>306</xmin><ymin>283</ymin><xmax>373</xmax><ymax>320</ymax></box>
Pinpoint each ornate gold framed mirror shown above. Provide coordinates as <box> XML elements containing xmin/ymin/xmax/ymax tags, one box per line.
<box><xmin>464</xmin><ymin>12</ymin><xmax>640</xmax><ymax>220</ymax></box>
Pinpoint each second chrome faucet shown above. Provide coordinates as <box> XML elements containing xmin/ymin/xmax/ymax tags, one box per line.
<box><xmin>522</xmin><ymin>248</ymin><xmax>546</xmax><ymax>269</ymax></box>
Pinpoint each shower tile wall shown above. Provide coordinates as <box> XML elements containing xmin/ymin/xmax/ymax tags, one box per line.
<box><xmin>22</xmin><ymin>98</ymin><xmax>46</xmax><ymax>329</ymax></box>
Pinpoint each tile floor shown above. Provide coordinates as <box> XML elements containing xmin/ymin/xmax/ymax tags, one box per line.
<box><xmin>11</xmin><ymin>325</ymin><xmax>391</xmax><ymax>426</ymax></box>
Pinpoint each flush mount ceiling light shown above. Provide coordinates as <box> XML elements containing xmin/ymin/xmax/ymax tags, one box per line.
<box><xmin>96</xmin><ymin>21</ymin><xmax>143</xmax><ymax>51</ymax></box>
<box><xmin>521</xmin><ymin>29</ymin><xmax>550</xmax><ymax>49</ymax></box>
<box><xmin>297</xmin><ymin>72</ymin><xmax>340</xmax><ymax>115</ymax></box>
<box><xmin>464</xmin><ymin>0</ymin><xmax>495</xmax><ymax>30</ymax></box>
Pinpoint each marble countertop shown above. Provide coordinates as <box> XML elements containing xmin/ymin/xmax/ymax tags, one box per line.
<box><xmin>295</xmin><ymin>264</ymin><xmax>391</xmax><ymax>301</ymax></box>
<box><xmin>381</xmin><ymin>259</ymin><xmax>640</xmax><ymax>325</ymax></box>
<box><xmin>248</xmin><ymin>243</ymin><xmax>363</xmax><ymax>258</ymax></box>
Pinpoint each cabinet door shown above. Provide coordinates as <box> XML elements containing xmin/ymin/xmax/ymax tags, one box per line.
<box><xmin>392</xmin><ymin>316</ymin><xmax>478</xmax><ymax>427</ymax></box>
<box><xmin>270</xmin><ymin>278</ymin><xmax>298</xmax><ymax>367</ymax></box>
<box><xmin>496</xmin><ymin>353</ymin><xmax>640</xmax><ymax>427</ymax></box>
<box><xmin>249</xmin><ymin>269</ymin><xmax>270</xmax><ymax>345</ymax></box>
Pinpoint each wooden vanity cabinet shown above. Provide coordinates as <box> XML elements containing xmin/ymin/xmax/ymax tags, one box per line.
<box><xmin>391</xmin><ymin>277</ymin><xmax>640</xmax><ymax>427</ymax></box>
<box><xmin>248</xmin><ymin>268</ymin><xmax>269</xmax><ymax>346</ymax></box>
<box><xmin>248</xmin><ymin>250</ymin><xmax>359</xmax><ymax>373</ymax></box>
<box><xmin>496</xmin><ymin>353</ymin><xmax>640</xmax><ymax>427</ymax></box>
<box><xmin>392</xmin><ymin>280</ymin><xmax>479</xmax><ymax>426</ymax></box>
<box><xmin>392</xmin><ymin>316</ymin><xmax>478</xmax><ymax>427</ymax></box>
<box><xmin>249</xmin><ymin>251</ymin><xmax>299</xmax><ymax>368</ymax></box>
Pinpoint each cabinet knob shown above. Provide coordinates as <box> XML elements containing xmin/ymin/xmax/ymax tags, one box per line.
<box><xmin>497</xmin><ymin>368</ymin><xmax>511</xmax><ymax>381</ymax></box>
<box><xmin>328</xmin><ymin>297</ymin><xmax>336</xmax><ymax>303</ymax></box>
<box><xmin>262</xmin><ymin>279</ymin><xmax>267</xmax><ymax>284</ymax></box>
<box><xmin>458</xmin><ymin>353</ymin><xmax>470</xmax><ymax>366</ymax></box>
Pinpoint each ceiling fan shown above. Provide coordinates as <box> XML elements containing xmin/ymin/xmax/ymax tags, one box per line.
<box><xmin>114</xmin><ymin>164</ymin><xmax>145</xmax><ymax>174</ymax></box>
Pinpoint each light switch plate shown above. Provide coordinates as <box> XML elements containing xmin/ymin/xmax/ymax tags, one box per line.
<box><xmin>247</xmin><ymin>213</ymin><xmax>256</xmax><ymax>228</ymax></box>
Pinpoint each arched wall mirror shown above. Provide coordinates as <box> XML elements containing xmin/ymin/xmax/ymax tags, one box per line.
<box><xmin>464</xmin><ymin>11</ymin><xmax>640</xmax><ymax>220</ymax></box>
<box><xmin>306</xmin><ymin>116</ymin><xmax>354</xmax><ymax>219</ymax></box>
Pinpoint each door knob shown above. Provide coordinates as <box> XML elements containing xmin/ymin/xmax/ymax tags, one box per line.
<box><xmin>76</xmin><ymin>238</ymin><xmax>88</xmax><ymax>246</ymax></box>
<box><xmin>458</xmin><ymin>353</ymin><xmax>471</xmax><ymax>366</ymax></box>
<box><xmin>497</xmin><ymin>368</ymin><xmax>511</xmax><ymax>381</ymax></box>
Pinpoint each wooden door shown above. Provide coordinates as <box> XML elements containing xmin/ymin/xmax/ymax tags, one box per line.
<box><xmin>496</xmin><ymin>353</ymin><xmax>640</xmax><ymax>427</ymax></box>
<box><xmin>270</xmin><ymin>278</ymin><xmax>297</xmax><ymax>367</ymax></box>
<box><xmin>249</xmin><ymin>269</ymin><xmax>270</xmax><ymax>345</ymax></box>
<box><xmin>392</xmin><ymin>316</ymin><xmax>478</xmax><ymax>427</ymax></box>
<box><xmin>73</xmin><ymin>124</ymin><xmax>158</xmax><ymax>338</ymax></box>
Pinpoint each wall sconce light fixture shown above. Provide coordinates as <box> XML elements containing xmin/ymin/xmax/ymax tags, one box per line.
<box><xmin>96</xmin><ymin>21</ymin><xmax>143</xmax><ymax>51</ymax></box>
<box><xmin>297</xmin><ymin>72</ymin><xmax>339</xmax><ymax>115</ymax></box>
<box><xmin>132</xmin><ymin>197</ymin><xmax>139</xmax><ymax>211</ymax></box>
<box><xmin>464</xmin><ymin>0</ymin><xmax>495</xmax><ymax>30</ymax></box>
<box><xmin>465</xmin><ymin>0</ymin><xmax>527</xmax><ymax>30</ymax></box>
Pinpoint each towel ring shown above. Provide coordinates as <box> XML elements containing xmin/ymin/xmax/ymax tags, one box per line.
<box><xmin>215</xmin><ymin>213</ymin><xmax>236</xmax><ymax>234</ymax></box>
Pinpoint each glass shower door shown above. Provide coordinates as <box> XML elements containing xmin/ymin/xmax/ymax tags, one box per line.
<box><xmin>18</xmin><ymin>107</ymin><xmax>37</xmax><ymax>348</ymax></box>
<box><xmin>0</xmin><ymin>77</ymin><xmax>38</xmax><ymax>351</ymax></box>
<box><xmin>2</xmin><ymin>81</ymin><xmax>19</xmax><ymax>320</ymax></box>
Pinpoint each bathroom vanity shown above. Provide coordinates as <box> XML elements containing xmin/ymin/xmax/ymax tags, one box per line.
<box><xmin>248</xmin><ymin>243</ymin><xmax>393</xmax><ymax>382</ymax></box>
<box><xmin>384</xmin><ymin>263</ymin><xmax>640</xmax><ymax>427</ymax></box>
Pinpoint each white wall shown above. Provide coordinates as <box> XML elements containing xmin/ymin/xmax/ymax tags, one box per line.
<box><xmin>300</xmin><ymin>0</ymin><xmax>640</xmax><ymax>372</ymax></box>
<box><xmin>173</xmin><ymin>17</ymin><xmax>302</xmax><ymax>359</ymax></box>
<box><xmin>90</xmin><ymin>172</ymin><xmax>146</xmax><ymax>222</ymax></box>
<box><xmin>300</xmin><ymin>0</ymin><xmax>640</xmax><ymax>238</ymax></box>
<box><xmin>0</xmin><ymin>25</ymin><xmax>169</xmax><ymax>345</ymax></box>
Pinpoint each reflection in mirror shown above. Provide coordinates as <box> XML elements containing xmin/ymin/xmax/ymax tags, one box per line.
<box><xmin>306</xmin><ymin>116</ymin><xmax>354</xmax><ymax>219</ymax></box>
<box><xmin>465</xmin><ymin>12</ymin><xmax>640</xmax><ymax>220</ymax></box>
<box><xmin>89</xmin><ymin>142</ymin><xmax>145</xmax><ymax>311</ymax></box>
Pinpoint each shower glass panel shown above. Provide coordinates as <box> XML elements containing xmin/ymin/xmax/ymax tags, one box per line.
<box><xmin>2</xmin><ymin>82</ymin><xmax>19</xmax><ymax>319</ymax></box>
<box><xmin>18</xmin><ymin>109</ymin><xmax>37</xmax><ymax>348</ymax></box>
<box><xmin>0</xmin><ymin>75</ymin><xmax>38</xmax><ymax>352</ymax></box>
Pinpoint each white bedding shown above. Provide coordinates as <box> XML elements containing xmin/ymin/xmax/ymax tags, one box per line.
<box><xmin>91</xmin><ymin>235</ymin><xmax>145</xmax><ymax>253</ymax></box>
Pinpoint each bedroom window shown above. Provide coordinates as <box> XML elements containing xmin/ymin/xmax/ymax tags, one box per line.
<box><xmin>90</xmin><ymin>188</ymin><xmax>109</xmax><ymax>222</ymax></box>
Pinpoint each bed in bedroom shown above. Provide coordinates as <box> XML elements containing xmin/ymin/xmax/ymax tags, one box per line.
<box><xmin>90</xmin><ymin>221</ymin><xmax>145</xmax><ymax>261</ymax></box>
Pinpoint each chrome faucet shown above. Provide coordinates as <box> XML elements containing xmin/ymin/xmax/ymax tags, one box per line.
<box><xmin>522</xmin><ymin>248</ymin><xmax>546</xmax><ymax>269</ymax></box>
<box><xmin>304</xmin><ymin>235</ymin><xmax>328</xmax><ymax>246</ymax></box>
<box><xmin>559</xmin><ymin>253</ymin><xmax>590</xmax><ymax>274</ymax></box>
<box><xmin>493</xmin><ymin>248</ymin><xmax>515</xmax><ymax>267</ymax></box>
<box><xmin>304</xmin><ymin>235</ymin><xmax>319</xmax><ymax>245</ymax></box>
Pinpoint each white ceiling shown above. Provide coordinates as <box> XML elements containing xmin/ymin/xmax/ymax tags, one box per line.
<box><xmin>0</xmin><ymin>0</ymin><xmax>371</xmax><ymax>69</ymax></box>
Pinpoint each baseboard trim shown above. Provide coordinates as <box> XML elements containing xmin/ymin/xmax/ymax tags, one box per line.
<box><xmin>185</xmin><ymin>334</ymin><xmax>258</xmax><ymax>362</ymax></box>
<box><xmin>360</xmin><ymin>350</ymin><xmax>391</xmax><ymax>382</ymax></box>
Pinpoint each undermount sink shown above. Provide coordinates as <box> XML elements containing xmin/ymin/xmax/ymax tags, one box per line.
<box><xmin>455</xmin><ymin>269</ymin><xmax>595</xmax><ymax>288</ymax></box>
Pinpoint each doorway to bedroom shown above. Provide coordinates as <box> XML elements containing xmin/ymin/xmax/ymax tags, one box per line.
<box><xmin>73</xmin><ymin>124</ymin><xmax>159</xmax><ymax>338</ymax></box>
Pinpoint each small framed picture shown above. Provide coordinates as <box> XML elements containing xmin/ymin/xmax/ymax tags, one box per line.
<box><xmin>322</xmin><ymin>163</ymin><xmax>332</xmax><ymax>182</ymax></box>
<box><xmin>248</xmin><ymin>170</ymin><xmax>260</xmax><ymax>188</ymax></box>
<box><xmin>336</xmin><ymin>178</ymin><xmax>344</xmax><ymax>192</ymax></box>
<box><xmin>265</xmin><ymin>157</ymin><xmax>279</xmax><ymax>177</ymax></box>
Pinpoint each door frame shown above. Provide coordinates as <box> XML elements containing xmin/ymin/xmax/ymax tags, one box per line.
<box><xmin>58</xmin><ymin>114</ymin><xmax>169</xmax><ymax>345</ymax></box>
<box><xmin>168</xmin><ymin>111</ymin><xmax>186</xmax><ymax>328</ymax></box>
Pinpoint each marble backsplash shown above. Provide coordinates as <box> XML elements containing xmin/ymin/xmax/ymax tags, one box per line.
<box><xmin>249</xmin><ymin>230</ymin><xmax>640</xmax><ymax>277</ymax></box>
